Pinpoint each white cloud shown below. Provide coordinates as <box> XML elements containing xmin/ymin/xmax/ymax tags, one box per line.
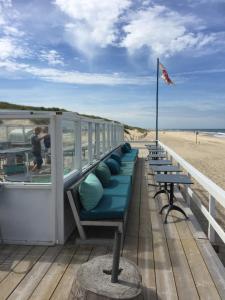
<box><xmin>54</xmin><ymin>0</ymin><xmax>131</xmax><ymax>56</ymax></box>
<box><xmin>121</xmin><ymin>5</ymin><xmax>222</xmax><ymax>57</ymax></box>
<box><xmin>40</xmin><ymin>50</ymin><xmax>64</xmax><ymax>66</ymax></box>
<box><xmin>0</xmin><ymin>37</ymin><xmax>26</xmax><ymax>60</ymax></box>
<box><xmin>0</xmin><ymin>59</ymin><xmax>154</xmax><ymax>85</ymax></box>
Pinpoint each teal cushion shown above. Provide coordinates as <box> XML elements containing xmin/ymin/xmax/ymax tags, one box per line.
<box><xmin>111</xmin><ymin>175</ymin><xmax>131</xmax><ymax>184</ymax></box>
<box><xmin>95</xmin><ymin>161</ymin><xmax>111</xmax><ymax>187</ymax></box>
<box><xmin>80</xmin><ymin>194</ymin><xmax>129</xmax><ymax>220</ymax></box>
<box><xmin>121</xmin><ymin>154</ymin><xmax>137</xmax><ymax>162</ymax></box>
<box><xmin>110</xmin><ymin>153</ymin><xmax>121</xmax><ymax>165</ymax></box>
<box><xmin>78</xmin><ymin>173</ymin><xmax>103</xmax><ymax>211</ymax></box>
<box><xmin>105</xmin><ymin>158</ymin><xmax>120</xmax><ymax>175</ymax></box>
<box><xmin>121</xmin><ymin>144</ymin><xmax>131</xmax><ymax>153</ymax></box>
<box><xmin>103</xmin><ymin>180</ymin><xmax>131</xmax><ymax>197</ymax></box>
<box><xmin>119</xmin><ymin>166</ymin><xmax>134</xmax><ymax>176</ymax></box>
<box><xmin>125</xmin><ymin>142</ymin><xmax>131</xmax><ymax>150</ymax></box>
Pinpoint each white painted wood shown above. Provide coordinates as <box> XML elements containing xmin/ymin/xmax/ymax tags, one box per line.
<box><xmin>187</xmin><ymin>187</ymin><xmax>225</xmax><ymax>244</ymax></box>
<box><xmin>107</xmin><ymin>124</ymin><xmax>111</xmax><ymax>151</ymax></box>
<box><xmin>88</xmin><ymin>122</ymin><xmax>93</xmax><ymax>163</ymax></box>
<box><xmin>54</xmin><ymin>114</ymin><xmax>64</xmax><ymax>244</ymax></box>
<box><xmin>67</xmin><ymin>190</ymin><xmax>86</xmax><ymax>240</ymax></box>
<box><xmin>208</xmin><ymin>195</ymin><xmax>216</xmax><ymax>243</ymax></box>
<box><xmin>102</xmin><ymin>124</ymin><xmax>106</xmax><ymax>154</ymax></box>
<box><xmin>95</xmin><ymin>123</ymin><xmax>100</xmax><ymax>159</ymax></box>
<box><xmin>75</xmin><ymin>120</ymin><xmax>82</xmax><ymax>171</ymax></box>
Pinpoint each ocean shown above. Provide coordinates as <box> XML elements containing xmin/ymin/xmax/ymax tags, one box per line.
<box><xmin>164</xmin><ymin>129</ymin><xmax>225</xmax><ymax>138</ymax></box>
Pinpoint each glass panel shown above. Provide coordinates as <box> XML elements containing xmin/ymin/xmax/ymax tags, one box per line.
<box><xmin>62</xmin><ymin>120</ymin><xmax>76</xmax><ymax>176</ymax></box>
<box><xmin>81</xmin><ymin>121</ymin><xmax>89</xmax><ymax>167</ymax></box>
<box><xmin>0</xmin><ymin>118</ymin><xmax>51</xmax><ymax>183</ymax></box>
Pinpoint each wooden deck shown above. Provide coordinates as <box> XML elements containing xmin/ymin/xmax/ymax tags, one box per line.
<box><xmin>0</xmin><ymin>149</ymin><xmax>225</xmax><ymax>299</ymax></box>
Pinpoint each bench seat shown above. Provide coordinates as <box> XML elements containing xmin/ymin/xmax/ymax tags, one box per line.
<box><xmin>110</xmin><ymin>175</ymin><xmax>131</xmax><ymax>184</ymax></box>
<box><xmin>80</xmin><ymin>176</ymin><xmax>131</xmax><ymax>221</ymax></box>
<box><xmin>120</xmin><ymin>149</ymin><xmax>138</xmax><ymax>162</ymax></box>
<box><xmin>80</xmin><ymin>193</ymin><xmax>130</xmax><ymax>221</ymax></box>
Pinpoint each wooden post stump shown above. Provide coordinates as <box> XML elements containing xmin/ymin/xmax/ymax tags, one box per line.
<box><xmin>69</xmin><ymin>254</ymin><xmax>142</xmax><ymax>300</ymax></box>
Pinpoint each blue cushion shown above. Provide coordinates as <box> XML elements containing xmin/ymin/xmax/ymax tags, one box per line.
<box><xmin>119</xmin><ymin>165</ymin><xmax>134</xmax><ymax>176</ymax></box>
<box><xmin>78</xmin><ymin>173</ymin><xmax>103</xmax><ymax>211</ymax></box>
<box><xmin>121</xmin><ymin>144</ymin><xmax>131</xmax><ymax>153</ymax></box>
<box><xmin>110</xmin><ymin>153</ymin><xmax>121</xmax><ymax>165</ymax></box>
<box><xmin>121</xmin><ymin>154</ymin><xmax>137</xmax><ymax>162</ymax></box>
<box><xmin>103</xmin><ymin>180</ymin><xmax>131</xmax><ymax>197</ymax></box>
<box><xmin>95</xmin><ymin>161</ymin><xmax>111</xmax><ymax>187</ymax></box>
<box><xmin>125</xmin><ymin>142</ymin><xmax>131</xmax><ymax>150</ymax></box>
<box><xmin>105</xmin><ymin>158</ymin><xmax>120</xmax><ymax>174</ymax></box>
<box><xmin>80</xmin><ymin>194</ymin><xmax>129</xmax><ymax>220</ymax></box>
<box><xmin>111</xmin><ymin>175</ymin><xmax>131</xmax><ymax>184</ymax></box>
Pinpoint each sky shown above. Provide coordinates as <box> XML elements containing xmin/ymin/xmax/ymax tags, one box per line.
<box><xmin>0</xmin><ymin>0</ymin><xmax>225</xmax><ymax>129</ymax></box>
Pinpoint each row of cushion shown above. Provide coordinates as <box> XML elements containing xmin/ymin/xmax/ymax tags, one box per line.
<box><xmin>77</xmin><ymin>143</ymin><xmax>138</xmax><ymax>221</ymax></box>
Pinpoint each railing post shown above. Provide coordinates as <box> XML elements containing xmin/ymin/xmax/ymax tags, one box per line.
<box><xmin>102</xmin><ymin>124</ymin><xmax>106</xmax><ymax>154</ymax></box>
<box><xmin>88</xmin><ymin>122</ymin><xmax>92</xmax><ymax>163</ymax></box>
<box><xmin>208</xmin><ymin>194</ymin><xmax>216</xmax><ymax>244</ymax></box>
<box><xmin>95</xmin><ymin>123</ymin><xmax>100</xmax><ymax>159</ymax></box>
<box><xmin>185</xmin><ymin>173</ymin><xmax>191</xmax><ymax>206</ymax></box>
<box><xmin>75</xmin><ymin>120</ymin><xmax>82</xmax><ymax>171</ymax></box>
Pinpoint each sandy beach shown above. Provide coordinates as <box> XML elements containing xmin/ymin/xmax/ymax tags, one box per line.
<box><xmin>159</xmin><ymin>130</ymin><xmax>225</xmax><ymax>191</ymax></box>
<box><xmin>139</xmin><ymin>130</ymin><xmax>225</xmax><ymax>260</ymax></box>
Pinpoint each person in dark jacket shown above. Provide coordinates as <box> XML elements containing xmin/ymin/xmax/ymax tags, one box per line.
<box><xmin>31</xmin><ymin>127</ymin><xmax>47</xmax><ymax>171</ymax></box>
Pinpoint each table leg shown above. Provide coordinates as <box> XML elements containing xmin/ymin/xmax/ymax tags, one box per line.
<box><xmin>164</xmin><ymin>183</ymin><xmax>188</xmax><ymax>224</ymax></box>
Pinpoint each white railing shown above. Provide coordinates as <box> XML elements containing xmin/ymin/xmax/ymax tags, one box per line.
<box><xmin>159</xmin><ymin>141</ymin><xmax>225</xmax><ymax>245</ymax></box>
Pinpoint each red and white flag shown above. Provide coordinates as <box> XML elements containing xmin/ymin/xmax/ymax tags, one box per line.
<box><xmin>159</xmin><ymin>63</ymin><xmax>174</xmax><ymax>85</ymax></box>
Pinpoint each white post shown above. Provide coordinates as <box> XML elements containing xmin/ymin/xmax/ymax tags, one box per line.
<box><xmin>102</xmin><ymin>124</ymin><xmax>106</xmax><ymax>155</ymax></box>
<box><xmin>75</xmin><ymin>120</ymin><xmax>82</xmax><ymax>171</ymax></box>
<box><xmin>185</xmin><ymin>173</ymin><xmax>191</xmax><ymax>206</ymax></box>
<box><xmin>107</xmin><ymin>124</ymin><xmax>111</xmax><ymax>150</ymax></box>
<box><xmin>53</xmin><ymin>114</ymin><xmax>64</xmax><ymax>244</ymax></box>
<box><xmin>95</xmin><ymin>123</ymin><xmax>100</xmax><ymax>159</ymax></box>
<box><xmin>208</xmin><ymin>194</ymin><xmax>216</xmax><ymax>244</ymax></box>
<box><xmin>88</xmin><ymin>122</ymin><xmax>92</xmax><ymax>163</ymax></box>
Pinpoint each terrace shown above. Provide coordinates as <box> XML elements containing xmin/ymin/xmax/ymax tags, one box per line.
<box><xmin>0</xmin><ymin>111</ymin><xmax>225</xmax><ymax>299</ymax></box>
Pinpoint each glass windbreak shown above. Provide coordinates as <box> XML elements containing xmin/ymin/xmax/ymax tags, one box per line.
<box><xmin>62</xmin><ymin>120</ymin><xmax>76</xmax><ymax>175</ymax></box>
<box><xmin>81</xmin><ymin>121</ymin><xmax>89</xmax><ymax>167</ymax></box>
<box><xmin>0</xmin><ymin>119</ymin><xmax>51</xmax><ymax>183</ymax></box>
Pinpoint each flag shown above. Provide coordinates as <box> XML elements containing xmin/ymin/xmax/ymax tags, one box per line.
<box><xmin>159</xmin><ymin>62</ymin><xmax>174</xmax><ymax>85</ymax></box>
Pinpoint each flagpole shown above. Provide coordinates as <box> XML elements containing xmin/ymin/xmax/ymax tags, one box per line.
<box><xmin>155</xmin><ymin>57</ymin><xmax>159</xmax><ymax>146</ymax></box>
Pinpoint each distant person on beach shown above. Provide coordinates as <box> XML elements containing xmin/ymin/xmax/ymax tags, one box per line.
<box><xmin>43</xmin><ymin>126</ymin><xmax>51</xmax><ymax>164</ymax></box>
<box><xmin>31</xmin><ymin>127</ymin><xmax>48</xmax><ymax>171</ymax></box>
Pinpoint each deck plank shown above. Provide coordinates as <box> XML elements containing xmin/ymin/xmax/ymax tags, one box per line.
<box><xmin>0</xmin><ymin>246</ymin><xmax>32</xmax><ymax>283</ymax></box>
<box><xmin>0</xmin><ymin>149</ymin><xmax>224</xmax><ymax>300</ymax></box>
<box><xmin>0</xmin><ymin>245</ymin><xmax>19</xmax><ymax>265</ymax></box>
<box><xmin>138</xmin><ymin>159</ymin><xmax>157</xmax><ymax>300</ymax></box>
<box><xmin>7</xmin><ymin>246</ymin><xmax>62</xmax><ymax>300</ymax></box>
<box><xmin>29</xmin><ymin>247</ymin><xmax>76</xmax><ymax>300</ymax></box>
<box><xmin>50</xmin><ymin>245</ymin><xmax>92</xmax><ymax>300</ymax></box>
<box><xmin>0</xmin><ymin>246</ymin><xmax>47</xmax><ymax>300</ymax></box>
<box><xmin>122</xmin><ymin>158</ymin><xmax>142</xmax><ymax>264</ymax></box>
<box><xmin>170</xmin><ymin>192</ymin><xmax>221</xmax><ymax>299</ymax></box>
<box><xmin>155</xmin><ymin>193</ymin><xmax>199</xmax><ymax>300</ymax></box>
<box><xmin>147</xmin><ymin>173</ymin><xmax>178</xmax><ymax>300</ymax></box>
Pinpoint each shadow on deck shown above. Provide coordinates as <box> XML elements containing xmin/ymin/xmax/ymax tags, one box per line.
<box><xmin>0</xmin><ymin>151</ymin><xmax>225</xmax><ymax>299</ymax></box>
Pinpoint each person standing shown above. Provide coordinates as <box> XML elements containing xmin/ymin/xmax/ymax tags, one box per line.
<box><xmin>31</xmin><ymin>127</ymin><xmax>46</xmax><ymax>171</ymax></box>
<box><xmin>43</xmin><ymin>126</ymin><xmax>51</xmax><ymax>164</ymax></box>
